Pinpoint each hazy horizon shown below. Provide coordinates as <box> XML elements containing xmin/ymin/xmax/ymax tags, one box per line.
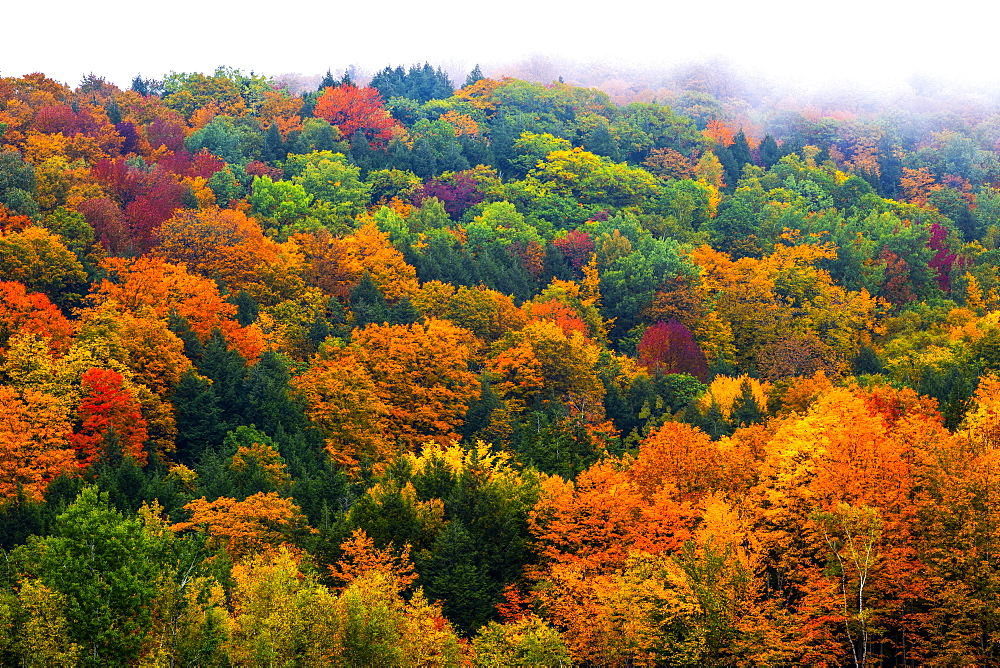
<box><xmin>5</xmin><ymin>0</ymin><xmax>998</xmax><ymax>100</ymax></box>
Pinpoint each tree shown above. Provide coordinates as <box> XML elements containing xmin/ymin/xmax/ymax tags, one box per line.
<box><xmin>638</xmin><ymin>320</ymin><xmax>709</xmax><ymax>382</ymax></box>
<box><xmin>338</xmin><ymin>222</ymin><xmax>420</xmax><ymax>301</ymax></box>
<box><xmin>329</xmin><ymin>528</ymin><xmax>417</xmax><ymax>593</ymax></box>
<box><xmin>13</xmin><ymin>580</ymin><xmax>81</xmax><ymax>666</ymax></box>
<box><xmin>313</xmin><ymin>85</ymin><xmax>399</xmax><ymax>149</ymax></box>
<box><xmin>344</xmin><ymin>441</ymin><xmax>541</xmax><ymax>635</ymax></box>
<box><xmin>171</xmin><ymin>369</ymin><xmax>226</xmax><ymax>464</ymax></box>
<box><xmin>0</xmin><ymin>226</ymin><xmax>88</xmax><ymax>309</ymax></box>
<box><xmin>0</xmin><ymin>150</ymin><xmax>38</xmax><ymax>217</ymax></box>
<box><xmin>465</xmin><ymin>64</ymin><xmax>485</xmax><ymax>88</ymax></box>
<box><xmin>291</xmin><ymin>341</ymin><xmax>393</xmax><ymax>474</ymax></box>
<box><xmin>0</xmin><ymin>281</ymin><xmax>74</xmax><ymax>354</ymax></box>
<box><xmin>420</xmin><ymin>518</ymin><xmax>492</xmax><ymax>634</ymax></box>
<box><xmin>759</xmin><ymin>135</ymin><xmax>781</xmax><ymax>169</ymax></box>
<box><xmin>526</xmin><ymin>146</ymin><xmax>661</xmax><ymax>209</ymax></box>
<box><xmin>370</xmin><ymin>63</ymin><xmax>454</xmax><ymax>103</ymax></box>
<box><xmin>292</xmin><ymin>150</ymin><xmax>372</xmax><ymax>222</ymax></box>
<box><xmin>224</xmin><ymin>547</ymin><xmax>338</xmax><ymax>664</ymax></box>
<box><xmin>92</xmin><ymin>256</ymin><xmax>264</xmax><ymax>361</ymax></box>
<box><xmin>0</xmin><ymin>386</ymin><xmax>77</xmax><ymax>501</ymax></box>
<box><xmin>69</xmin><ymin>367</ymin><xmax>149</xmax><ymax>469</ymax></box>
<box><xmin>472</xmin><ymin>616</ymin><xmax>569</xmax><ymax>667</ymax></box>
<box><xmin>14</xmin><ymin>487</ymin><xmax>163</xmax><ymax>666</ymax></box>
<box><xmin>249</xmin><ymin>175</ymin><xmax>314</xmax><ymax>229</ymax></box>
<box><xmin>812</xmin><ymin>503</ymin><xmax>883</xmax><ymax>668</ymax></box>
<box><xmin>487</xmin><ymin>319</ymin><xmax>604</xmax><ymax>416</ymax></box>
<box><xmin>73</xmin><ymin>303</ymin><xmax>192</xmax><ymax>397</ymax></box>
<box><xmin>172</xmin><ymin>492</ymin><xmax>312</xmax><ymax>561</ymax></box>
<box><xmin>351</xmin><ymin>319</ymin><xmax>480</xmax><ymax>450</ymax></box>
<box><xmin>154</xmin><ymin>206</ymin><xmax>287</xmax><ymax>298</ymax></box>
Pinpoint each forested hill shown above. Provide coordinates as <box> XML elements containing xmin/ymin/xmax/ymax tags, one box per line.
<box><xmin>2</xmin><ymin>64</ymin><xmax>1000</xmax><ymax>665</ymax></box>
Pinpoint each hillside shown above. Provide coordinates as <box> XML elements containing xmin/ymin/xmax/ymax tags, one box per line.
<box><xmin>1</xmin><ymin>65</ymin><xmax>1000</xmax><ymax>664</ymax></box>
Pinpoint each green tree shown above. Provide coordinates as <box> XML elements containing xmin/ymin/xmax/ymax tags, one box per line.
<box><xmin>185</xmin><ymin>115</ymin><xmax>261</xmax><ymax>165</ymax></box>
<box><xmin>293</xmin><ymin>151</ymin><xmax>371</xmax><ymax>222</ymax></box>
<box><xmin>249</xmin><ymin>175</ymin><xmax>313</xmax><ymax>229</ymax></box>
<box><xmin>0</xmin><ymin>150</ymin><xmax>38</xmax><ymax>218</ymax></box>
<box><xmin>14</xmin><ymin>487</ymin><xmax>163</xmax><ymax>666</ymax></box>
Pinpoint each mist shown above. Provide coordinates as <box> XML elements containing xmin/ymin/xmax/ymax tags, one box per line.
<box><xmin>4</xmin><ymin>0</ymin><xmax>998</xmax><ymax>104</ymax></box>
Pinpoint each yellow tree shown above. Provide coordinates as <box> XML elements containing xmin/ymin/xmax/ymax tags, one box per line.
<box><xmin>339</xmin><ymin>222</ymin><xmax>419</xmax><ymax>301</ymax></box>
<box><xmin>91</xmin><ymin>256</ymin><xmax>264</xmax><ymax>360</ymax></box>
<box><xmin>487</xmin><ymin>319</ymin><xmax>604</xmax><ymax>417</ymax></box>
<box><xmin>13</xmin><ymin>580</ymin><xmax>81</xmax><ymax>665</ymax></box>
<box><xmin>172</xmin><ymin>492</ymin><xmax>313</xmax><ymax>562</ymax></box>
<box><xmin>0</xmin><ymin>226</ymin><xmax>88</xmax><ymax>308</ymax></box>
<box><xmin>0</xmin><ymin>386</ymin><xmax>77</xmax><ymax>500</ymax></box>
<box><xmin>351</xmin><ymin>319</ymin><xmax>479</xmax><ymax>450</ymax></box>
<box><xmin>224</xmin><ymin>547</ymin><xmax>339</xmax><ymax>665</ymax></box>
<box><xmin>291</xmin><ymin>340</ymin><xmax>393</xmax><ymax>473</ymax></box>
<box><xmin>691</xmin><ymin>239</ymin><xmax>885</xmax><ymax>374</ymax></box>
<box><xmin>74</xmin><ymin>302</ymin><xmax>192</xmax><ymax>397</ymax></box>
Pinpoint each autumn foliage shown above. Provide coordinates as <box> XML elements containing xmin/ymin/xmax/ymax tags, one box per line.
<box><xmin>5</xmin><ymin>65</ymin><xmax>1000</xmax><ymax>666</ymax></box>
<box><xmin>313</xmin><ymin>85</ymin><xmax>399</xmax><ymax>148</ymax></box>
<box><xmin>69</xmin><ymin>367</ymin><xmax>148</xmax><ymax>467</ymax></box>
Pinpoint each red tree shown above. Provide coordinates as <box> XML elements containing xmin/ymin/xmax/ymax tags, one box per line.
<box><xmin>91</xmin><ymin>158</ymin><xmax>186</xmax><ymax>253</ymax></box>
<box><xmin>313</xmin><ymin>85</ymin><xmax>398</xmax><ymax>148</ymax></box>
<box><xmin>553</xmin><ymin>229</ymin><xmax>595</xmax><ymax>272</ymax></box>
<box><xmin>69</xmin><ymin>368</ymin><xmax>149</xmax><ymax>468</ymax></box>
<box><xmin>637</xmin><ymin>319</ymin><xmax>709</xmax><ymax>382</ymax></box>
<box><xmin>927</xmin><ymin>222</ymin><xmax>957</xmax><ymax>293</ymax></box>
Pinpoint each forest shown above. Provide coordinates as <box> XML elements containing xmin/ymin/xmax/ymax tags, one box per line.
<box><xmin>1</xmin><ymin>61</ymin><xmax>1000</xmax><ymax>665</ymax></box>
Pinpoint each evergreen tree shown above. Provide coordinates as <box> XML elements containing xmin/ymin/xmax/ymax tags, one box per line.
<box><xmin>758</xmin><ymin>134</ymin><xmax>781</xmax><ymax>169</ymax></box>
<box><xmin>130</xmin><ymin>74</ymin><xmax>149</xmax><ymax>96</ymax></box>
<box><xmin>388</xmin><ymin>296</ymin><xmax>419</xmax><ymax>325</ymax></box>
<box><xmin>173</xmin><ymin>369</ymin><xmax>227</xmax><ymax>464</ymax></box>
<box><xmin>195</xmin><ymin>331</ymin><xmax>248</xmax><ymax>428</ymax></box>
<box><xmin>700</xmin><ymin>401</ymin><xmax>730</xmax><ymax>440</ymax></box>
<box><xmin>730</xmin><ymin>129</ymin><xmax>753</xmax><ymax>170</ymax></box>
<box><xmin>105</xmin><ymin>96</ymin><xmax>122</xmax><ymax>125</ymax></box>
<box><xmin>261</xmin><ymin>122</ymin><xmax>286</xmax><ymax>163</ymax></box>
<box><xmin>730</xmin><ymin>379</ymin><xmax>764</xmax><ymax>429</ymax></box>
<box><xmin>465</xmin><ymin>64</ymin><xmax>485</xmax><ymax>88</ymax></box>
<box><xmin>318</xmin><ymin>68</ymin><xmax>336</xmax><ymax>91</ymax></box>
<box><xmin>419</xmin><ymin>519</ymin><xmax>492</xmax><ymax>635</ymax></box>
<box><xmin>230</xmin><ymin>290</ymin><xmax>260</xmax><ymax>327</ymax></box>
<box><xmin>349</xmin><ymin>129</ymin><xmax>380</xmax><ymax>175</ymax></box>
<box><xmin>91</xmin><ymin>428</ymin><xmax>146</xmax><ymax>513</ymax></box>
<box><xmin>349</xmin><ymin>273</ymin><xmax>391</xmax><ymax>327</ymax></box>
<box><xmin>514</xmin><ymin>406</ymin><xmax>600</xmax><ymax>479</ymax></box>
<box><xmin>716</xmin><ymin>144</ymin><xmax>742</xmax><ymax>191</ymax></box>
<box><xmin>242</xmin><ymin>351</ymin><xmax>308</xmax><ymax>438</ymax></box>
<box><xmin>410</xmin><ymin>138</ymin><xmax>439</xmax><ymax>178</ymax></box>
<box><xmin>0</xmin><ymin>487</ymin><xmax>44</xmax><ymax>549</ymax></box>
<box><xmin>167</xmin><ymin>312</ymin><xmax>205</xmax><ymax>365</ymax></box>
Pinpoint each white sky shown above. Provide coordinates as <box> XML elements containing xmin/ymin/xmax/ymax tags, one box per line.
<box><xmin>3</xmin><ymin>0</ymin><xmax>998</xmax><ymax>94</ymax></box>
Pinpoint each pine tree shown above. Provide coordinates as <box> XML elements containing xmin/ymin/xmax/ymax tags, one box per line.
<box><xmin>729</xmin><ymin>378</ymin><xmax>763</xmax><ymax>429</ymax></box>
<box><xmin>730</xmin><ymin>129</ymin><xmax>753</xmax><ymax>169</ymax></box>
<box><xmin>465</xmin><ymin>64</ymin><xmax>485</xmax><ymax>88</ymax></box>
<box><xmin>318</xmin><ymin>69</ymin><xmax>336</xmax><ymax>91</ymax></box>
<box><xmin>261</xmin><ymin>122</ymin><xmax>286</xmax><ymax>163</ymax></box>
<box><xmin>758</xmin><ymin>134</ymin><xmax>781</xmax><ymax>169</ymax></box>
<box><xmin>419</xmin><ymin>519</ymin><xmax>492</xmax><ymax>635</ymax></box>
<box><xmin>173</xmin><ymin>369</ymin><xmax>227</xmax><ymax>464</ymax></box>
<box><xmin>349</xmin><ymin>273</ymin><xmax>391</xmax><ymax>327</ymax></box>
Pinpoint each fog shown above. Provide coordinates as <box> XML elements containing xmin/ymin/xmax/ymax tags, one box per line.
<box><xmin>4</xmin><ymin>0</ymin><xmax>998</xmax><ymax>102</ymax></box>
